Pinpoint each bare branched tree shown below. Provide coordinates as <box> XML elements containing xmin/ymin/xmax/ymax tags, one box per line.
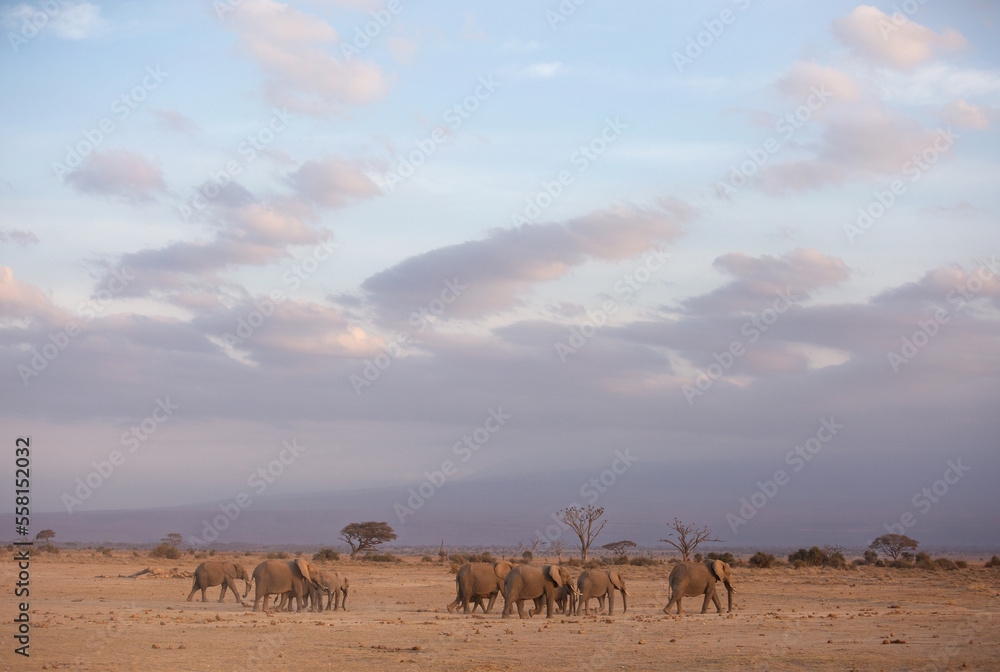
<box><xmin>518</xmin><ymin>538</ymin><xmax>541</xmax><ymax>561</ymax></box>
<box><xmin>552</xmin><ymin>540</ymin><xmax>565</xmax><ymax>563</ymax></box>
<box><xmin>659</xmin><ymin>518</ymin><xmax>720</xmax><ymax>561</ymax></box>
<box><xmin>557</xmin><ymin>505</ymin><xmax>606</xmax><ymax>561</ymax></box>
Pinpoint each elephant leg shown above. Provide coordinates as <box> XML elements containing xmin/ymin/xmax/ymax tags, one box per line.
<box><xmin>219</xmin><ymin>582</ymin><xmax>228</xmax><ymax>602</ymax></box>
<box><xmin>663</xmin><ymin>593</ymin><xmax>682</xmax><ymax>615</ymax></box>
<box><xmin>485</xmin><ymin>591</ymin><xmax>498</xmax><ymax>614</ymax></box>
<box><xmin>607</xmin><ymin>591</ymin><xmax>615</xmax><ymax>615</ymax></box>
<box><xmin>517</xmin><ymin>599</ymin><xmax>529</xmax><ymax>619</ymax></box>
<box><xmin>581</xmin><ymin>596</ymin><xmax>589</xmax><ymax>616</ymax></box>
<box><xmin>701</xmin><ymin>591</ymin><xmax>712</xmax><ymax>614</ymax></box>
<box><xmin>711</xmin><ymin>590</ymin><xmax>723</xmax><ymax>614</ymax></box>
<box><xmin>186</xmin><ymin>579</ymin><xmax>200</xmax><ymax>602</ymax></box>
<box><xmin>341</xmin><ymin>590</ymin><xmax>348</xmax><ymax>611</ymax></box>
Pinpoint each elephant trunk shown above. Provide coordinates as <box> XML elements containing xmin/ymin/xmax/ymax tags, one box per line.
<box><xmin>724</xmin><ymin>581</ymin><xmax>735</xmax><ymax>612</ymax></box>
<box><xmin>621</xmin><ymin>589</ymin><xmax>628</xmax><ymax>614</ymax></box>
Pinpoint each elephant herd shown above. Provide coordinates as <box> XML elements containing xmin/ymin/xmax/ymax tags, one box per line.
<box><xmin>186</xmin><ymin>559</ymin><xmax>348</xmax><ymax>616</ymax></box>
<box><xmin>185</xmin><ymin>558</ymin><xmax>736</xmax><ymax>619</ymax></box>
<box><xmin>447</xmin><ymin>559</ymin><xmax>736</xmax><ymax>618</ymax></box>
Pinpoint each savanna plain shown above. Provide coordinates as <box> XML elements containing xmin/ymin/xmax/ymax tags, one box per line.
<box><xmin>3</xmin><ymin>551</ymin><xmax>999</xmax><ymax>672</ymax></box>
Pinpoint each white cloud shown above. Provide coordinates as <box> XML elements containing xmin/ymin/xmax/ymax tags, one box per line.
<box><xmin>832</xmin><ymin>5</ymin><xmax>966</xmax><ymax>69</ymax></box>
<box><xmin>223</xmin><ymin>0</ymin><xmax>392</xmax><ymax>117</ymax></box>
<box><xmin>523</xmin><ymin>61</ymin><xmax>567</xmax><ymax>79</ymax></box>
<box><xmin>65</xmin><ymin>150</ymin><xmax>166</xmax><ymax>202</ymax></box>
<box><xmin>937</xmin><ymin>99</ymin><xmax>993</xmax><ymax>129</ymax></box>
<box><xmin>2</xmin><ymin>1</ymin><xmax>105</xmax><ymax>40</ymax></box>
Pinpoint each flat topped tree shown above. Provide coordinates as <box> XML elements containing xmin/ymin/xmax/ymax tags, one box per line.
<box><xmin>602</xmin><ymin>540</ymin><xmax>637</xmax><ymax>558</ymax></box>
<box><xmin>869</xmin><ymin>534</ymin><xmax>919</xmax><ymax>560</ymax></box>
<box><xmin>340</xmin><ymin>521</ymin><xmax>397</xmax><ymax>560</ymax></box>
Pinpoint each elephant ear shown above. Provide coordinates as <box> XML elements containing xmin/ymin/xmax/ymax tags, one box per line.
<box><xmin>609</xmin><ymin>571</ymin><xmax>624</xmax><ymax>590</ymax></box>
<box><xmin>544</xmin><ymin>565</ymin><xmax>565</xmax><ymax>587</ymax></box>
<box><xmin>711</xmin><ymin>560</ymin><xmax>726</xmax><ymax>582</ymax></box>
<box><xmin>494</xmin><ymin>561</ymin><xmax>513</xmax><ymax>579</ymax></box>
<box><xmin>295</xmin><ymin>558</ymin><xmax>312</xmax><ymax>583</ymax></box>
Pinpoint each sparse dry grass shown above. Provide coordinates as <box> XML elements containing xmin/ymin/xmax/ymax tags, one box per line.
<box><xmin>2</xmin><ymin>550</ymin><xmax>998</xmax><ymax>671</ymax></box>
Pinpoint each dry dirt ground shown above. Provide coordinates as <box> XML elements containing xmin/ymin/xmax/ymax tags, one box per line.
<box><xmin>2</xmin><ymin>551</ymin><xmax>999</xmax><ymax>671</ymax></box>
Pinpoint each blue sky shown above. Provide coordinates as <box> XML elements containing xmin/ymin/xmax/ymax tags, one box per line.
<box><xmin>1</xmin><ymin>0</ymin><xmax>998</xmax><ymax>547</ymax></box>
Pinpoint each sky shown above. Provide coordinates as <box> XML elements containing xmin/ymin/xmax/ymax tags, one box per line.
<box><xmin>1</xmin><ymin>0</ymin><xmax>998</xmax><ymax>549</ymax></box>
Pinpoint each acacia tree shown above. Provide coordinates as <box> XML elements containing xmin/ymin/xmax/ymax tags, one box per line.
<box><xmin>557</xmin><ymin>505</ymin><xmax>606</xmax><ymax>562</ymax></box>
<box><xmin>162</xmin><ymin>533</ymin><xmax>183</xmax><ymax>548</ymax></box>
<box><xmin>602</xmin><ymin>540</ymin><xmax>637</xmax><ymax>558</ymax></box>
<box><xmin>869</xmin><ymin>534</ymin><xmax>919</xmax><ymax>560</ymax></box>
<box><xmin>35</xmin><ymin>529</ymin><xmax>55</xmax><ymax>546</ymax></box>
<box><xmin>340</xmin><ymin>521</ymin><xmax>397</xmax><ymax>560</ymax></box>
<box><xmin>659</xmin><ymin>518</ymin><xmax>720</xmax><ymax>561</ymax></box>
<box><xmin>552</xmin><ymin>540</ymin><xmax>565</xmax><ymax>563</ymax></box>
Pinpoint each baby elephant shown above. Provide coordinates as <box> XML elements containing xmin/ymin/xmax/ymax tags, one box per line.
<box><xmin>662</xmin><ymin>560</ymin><xmax>735</xmax><ymax>616</ymax></box>
<box><xmin>315</xmin><ymin>570</ymin><xmax>349</xmax><ymax>612</ymax></box>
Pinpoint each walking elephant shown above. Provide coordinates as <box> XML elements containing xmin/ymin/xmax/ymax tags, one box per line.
<box><xmin>662</xmin><ymin>560</ymin><xmax>736</xmax><ymax>615</ymax></box>
<box><xmin>315</xmin><ymin>570</ymin><xmax>350</xmax><ymax>611</ymax></box>
<box><xmin>448</xmin><ymin>561</ymin><xmax>514</xmax><ymax>614</ymax></box>
<box><xmin>186</xmin><ymin>561</ymin><xmax>252</xmax><ymax>605</ymax></box>
<box><xmin>555</xmin><ymin>584</ymin><xmax>577</xmax><ymax>615</ymax></box>
<box><xmin>577</xmin><ymin>569</ymin><xmax>628</xmax><ymax>615</ymax></box>
<box><xmin>252</xmin><ymin>559</ymin><xmax>320</xmax><ymax>615</ymax></box>
<box><xmin>502</xmin><ymin>564</ymin><xmax>576</xmax><ymax>619</ymax></box>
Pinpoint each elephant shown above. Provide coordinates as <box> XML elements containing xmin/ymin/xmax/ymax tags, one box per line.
<box><xmin>186</xmin><ymin>561</ymin><xmax>252</xmax><ymax>605</ymax></box>
<box><xmin>447</xmin><ymin>561</ymin><xmax>513</xmax><ymax>614</ymax></box>
<box><xmin>577</xmin><ymin>569</ymin><xmax>628</xmax><ymax>615</ymax></box>
<box><xmin>502</xmin><ymin>564</ymin><xmax>577</xmax><ymax>619</ymax></box>
<box><xmin>554</xmin><ymin>584</ymin><xmax>577</xmax><ymax>615</ymax></box>
<box><xmin>662</xmin><ymin>560</ymin><xmax>736</xmax><ymax>615</ymax></box>
<box><xmin>315</xmin><ymin>570</ymin><xmax>349</xmax><ymax>611</ymax></box>
<box><xmin>252</xmin><ymin>559</ymin><xmax>320</xmax><ymax>615</ymax></box>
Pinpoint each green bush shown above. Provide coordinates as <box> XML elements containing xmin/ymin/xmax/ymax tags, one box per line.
<box><xmin>862</xmin><ymin>550</ymin><xmax>878</xmax><ymax>565</ymax></box>
<box><xmin>312</xmin><ymin>548</ymin><xmax>340</xmax><ymax>562</ymax></box>
<box><xmin>985</xmin><ymin>555</ymin><xmax>1000</xmax><ymax>568</ymax></box>
<box><xmin>956</xmin><ymin>560</ymin><xmax>968</xmax><ymax>569</ymax></box>
<box><xmin>788</xmin><ymin>547</ymin><xmax>827</xmax><ymax>567</ymax></box>
<box><xmin>748</xmin><ymin>551</ymin><xmax>776</xmax><ymax>568</ymax></box>
<box><xmin>266</xmin><ymin>551</ymin><xmax>289</xmax><ymax>560</ymax></box>
<box><xmin>361</xmin><ymin>552</ymin><xmax>401</xmax><ymax>563</ymax></box>
<box><xmin>612</xmin><ymin>555</ymin><xmax>630</xmax><ymax>565</ymax></box>
<box><xmin>934</xmin><ymin>558</ymin><xmax>958</xmax><ymax>571</ymax></box>
<box><xmin>420</xmin><ymin>555</ymin><xmax>434</xmax><ymax>562</ymax></box>
<box><xmin>448</xmin><ymin>552</ymin><xmax>495</xmax><ymax>565</ymax></box>
<box><xmin>888</xmin><ymin>559</ymin><xmax>914</xmax><ymax>569</ymax></box>
<box><xmin>706</xmin><ymin>551</ymin><xmax>736</xmax><ymax>564</ymax></box>
<box><xmin>629</xmin><ymin>556</ymin><xmax>661</xmax><ymax>566</ymax></box>
<box><xmin>150</xmin><ymin>543</ymin><xmax>180</xmax><ymax>560</ymax></box>
<box><xmin>565</xmin><ymin>558</ymin><xmax>582</xmax><ymax>567</ymax></box>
